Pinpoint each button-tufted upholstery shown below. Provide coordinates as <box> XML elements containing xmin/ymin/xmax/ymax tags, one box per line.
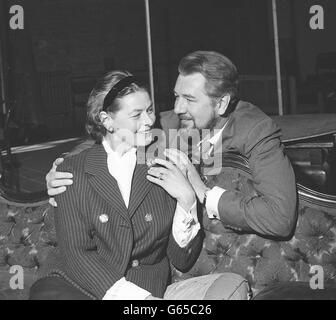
<box><xmin>171</xmin><ymin>196</ymin><xmax>336</xmax><ymax>295</ymax></box>
<box><xmin>0</xmin><ymin>202</ymin><xmax>57</xmax><ymax>300</ymax></box>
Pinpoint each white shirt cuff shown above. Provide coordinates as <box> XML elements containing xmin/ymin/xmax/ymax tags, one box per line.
<box><xmin>205</xmin><ymin>186</ymin><xmax>225</xmax><ymax>219</ymax></box>
<box><xmin>172</xmin><ymin>201</ymin><xmax>200</xmax><ymax>248</ymax></box>
<box><xmin>103</xmin><ymin>277</ymin><xmax>151</xmax><ymax>300</ymax></box>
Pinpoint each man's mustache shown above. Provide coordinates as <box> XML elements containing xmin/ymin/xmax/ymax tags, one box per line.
<box><xmin>179</xmin><ymin>115</ymin><xmax>193</xmax><ymax>121</ymax></box>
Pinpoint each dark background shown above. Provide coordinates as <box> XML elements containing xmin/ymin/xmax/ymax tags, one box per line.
<box><xmin>1</xmin><ymin>0</ymin><xmax>336</xmax><ymax>144</ymax></box>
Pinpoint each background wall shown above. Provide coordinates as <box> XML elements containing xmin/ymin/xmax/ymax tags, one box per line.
<box><xmin>293</xmin><ymin>0</ymin><xmax>336</xmax><ymax>81</ymax></box>
<box><xmin>9</xmin><ymin>0</ymin><xmax>275</xmax><ymax>95</ymax></box>
<box><xmin>2</xmin><ymin>0</ymin><xmax>336</xmax><ymax>141</ymax></box>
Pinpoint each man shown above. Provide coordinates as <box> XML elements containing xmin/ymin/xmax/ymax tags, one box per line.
<box><xmin>48</xmin><ymin>51</ymin><xmax>296</xmax><ymax>238</ymax></box>
<box><xmin>165</xmin><ymin>51</ymin><xmax>297</xmax><ymax>237</ymax></box>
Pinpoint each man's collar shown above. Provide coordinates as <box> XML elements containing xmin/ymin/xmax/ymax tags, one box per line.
<box><xmin>197</xmin><ymin>118</ymin><xmax>229</xmax><ymax>148</ymax></box>
<box><xmin>208</xmin><ymin>122</ymin><xmax>227</xmax><ymax>145</ymax></box>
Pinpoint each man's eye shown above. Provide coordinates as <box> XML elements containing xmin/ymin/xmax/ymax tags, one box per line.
<box><xmin>132</xmin><ymin>114</ymin><xmax>141</xmax><ymax>118</ymax></box>
<box><xmin>147</xmin><ymin>107</ymin><xmax>154</xmax><ymax>114</ymax></box>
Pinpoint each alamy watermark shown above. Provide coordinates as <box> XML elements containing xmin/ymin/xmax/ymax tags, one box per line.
<box><xmin>8</xmin><ymin>4</ymin><xmax>325</xmax><ymax>31</ymax></box>
<box><xmin>9</xmin><ymin>265</ymin><xmax>24</xmax><ymax>290</ymax></box>
<box><xmin>8</xmin><ymin>263</ymin><xmax>327</xmax><ymax>292</ymax></box>
<box><xmin>9</xmin><ymin>5</ymin><xmax>24</xmax><ymax>30</ymax></box>
<box><xmin>118</xmin><ymin>128</ymin><xmax>225</xmax><ymax>175</ymax></box>
<box><xmin>309</xmin><ymin>265</ymin><xmax>324</xmax><ymax>290</ymax></box>
<box><xmin>309</xmin><ymin>5</ymin><xmax>324</xmax><ymax>30</ymax></box>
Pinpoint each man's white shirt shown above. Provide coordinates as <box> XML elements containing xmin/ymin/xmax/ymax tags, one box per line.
<box><xmin>197</xmin><ymin>122</ymin><xmax>228</xmax><ymax>220</ymax></box>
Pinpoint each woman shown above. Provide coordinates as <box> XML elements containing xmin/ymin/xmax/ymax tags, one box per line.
<box><xmin>29</xmin><ymin>70</ymin><xmax>203</xmax><ymax>300</ymax></box>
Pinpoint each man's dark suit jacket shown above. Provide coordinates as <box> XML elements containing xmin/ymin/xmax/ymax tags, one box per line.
<box><xmin>202</xmin><ymin>101</ymin><xmax>297</xmax><ymax>238</ymax></box>
<box><xmin>53</xmin><ymin>144</ymin><xmax>203</xmax><ymax>299</ymax></box>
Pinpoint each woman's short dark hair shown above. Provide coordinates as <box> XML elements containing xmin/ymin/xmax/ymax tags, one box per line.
<box><xmin>178</xmin><ymin>51</ymin><xmax>239</xmax><ymax>100</ymax></box>
<box><xmin>86</xmin><ymin>70</ymin><xmax>148</xmax><ymax>143</ymax></box>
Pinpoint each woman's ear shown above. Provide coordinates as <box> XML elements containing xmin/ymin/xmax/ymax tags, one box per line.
<box><xmin>99</xmin><ymin>111</ymin><xmax>114</xmax><ymax>133</ymax></box>
<box><xmin>217</xmin><ymin>94</ymin><xmax>231</xmax><ymax>116</ymax></box>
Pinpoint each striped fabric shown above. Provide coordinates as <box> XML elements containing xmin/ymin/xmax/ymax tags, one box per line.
<box><xmin>52</xmin><ymin>143</ymin><xmax>203</xmax><ymax>299</ymax></box>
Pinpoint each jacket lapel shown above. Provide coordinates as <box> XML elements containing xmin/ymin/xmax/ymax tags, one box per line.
<box><xmin>128</xmin><ymin>158</ymin><xmax>152</xmax><ymax>218</ymax></box>
<box><xmin>214</xmin><ymin>113</ymin><xmax>235</xmax><ymax>152</ymax></box>
<box><xmin>84</xmin><ymin>143</ymin><xmax>129</xmax><ymax>222</ymax></box>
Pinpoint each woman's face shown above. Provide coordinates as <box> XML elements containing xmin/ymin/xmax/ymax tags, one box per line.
<box><xmin>109</xmin><ymin>90</ymin><xmax>156</xmax><ymax>147</ymax></box>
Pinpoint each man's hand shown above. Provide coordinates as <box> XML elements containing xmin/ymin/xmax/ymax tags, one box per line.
<box><xmin>147</xmin><ymin>158</ymin><xmax>196</xmax><ymax>211</ymax></box>
<box><xmin>164</xmin><ymin>149</ymin><xmax>208</xmax><ymax>203</ymax></box>
<box><xmin>46</xmin><ymin>157</ymin><xmax>73</xmax><ymax>207</ymax></box>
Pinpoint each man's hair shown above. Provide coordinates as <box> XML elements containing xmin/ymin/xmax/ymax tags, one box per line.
<box><xmin>86</xmin><ymin>70</ymin><xmax>148</xmax><ymax>143</ymax></box>
<box><xmin>178</xmin><ymin>51</ymin><xmax>239</xmax><ymax>99</ymax></box>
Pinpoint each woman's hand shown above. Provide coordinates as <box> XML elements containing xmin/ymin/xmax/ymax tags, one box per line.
<box><xmin>147</xmin><ymin>158</ymin><xmax>196</xmax><ymax>211</ymax></box>
<box><xmin>164</xmin><ymin>149</ymin><xmax>208</xmax><ymax>203</ymax></box>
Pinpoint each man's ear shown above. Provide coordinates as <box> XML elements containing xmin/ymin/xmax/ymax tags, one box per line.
<box><xmin>99</xmin><ymin>111</ymin><xmax>114</xmax><ymax>132</ymax></box>
<box><xmin>217</xmin><ymin>94</ymin><xmax>231</xmax><ymax>116</ymax></box>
